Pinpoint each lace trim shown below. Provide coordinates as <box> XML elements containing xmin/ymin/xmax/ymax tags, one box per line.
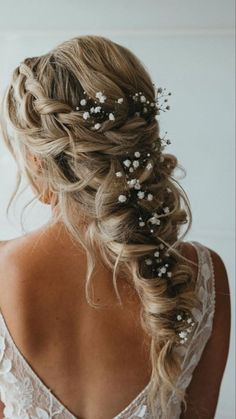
<box><xmin>166</xmin><ymin>241</ymin><xmax>216</xmax><ymax>417</ymax></box>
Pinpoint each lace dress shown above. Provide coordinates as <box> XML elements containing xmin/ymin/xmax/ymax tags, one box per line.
<box><xmin>0</xmin><ymin>241</ymin><xmax>216</xmax><ymax>418</ymax></box>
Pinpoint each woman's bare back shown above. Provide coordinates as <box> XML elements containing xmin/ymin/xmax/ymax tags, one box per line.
<box><xmin>0</xmin><ymin>224</ymin><xmax>230</xmax><ymax>419</ymax></box>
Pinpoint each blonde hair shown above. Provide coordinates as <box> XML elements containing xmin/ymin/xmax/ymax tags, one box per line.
<box><xmin>0</xmin><ymin>35</ymin><xmax>200</xmax><ymax>418</ymax></box>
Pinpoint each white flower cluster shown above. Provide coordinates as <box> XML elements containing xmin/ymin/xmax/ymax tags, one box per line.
<box><xmin>74</xmin><ymin>84</ymin><xmax>172</xmax><ymax>130</ymax></box>
<box><xmin>116</xmin><ymin>149</ymin><xmax>172</xmax><ymax>238</ymax></box>
<box><xmin>176</xmin><ymin>314</ymin><xmax>196</xmax><ymax>344</ymax></box>
<box><xmin>143</xmin><ymin>242</ymin><xmax>172</xmax><ymax>279</ymax></box>
<box><xmin>116</xmin><ymin>150</ymin><xmax>156</xmax><ymax>205</ymax></box>
<box><xmin>75</xmin><ymin>90</ymin><xmax>117</xmax><ymax>130</ymax></box>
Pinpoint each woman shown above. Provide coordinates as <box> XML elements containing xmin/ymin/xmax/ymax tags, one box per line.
<box><xmin>0</xmin><ymin>35</ymin><xmax>231</xmax><ymax>418</ymax></box>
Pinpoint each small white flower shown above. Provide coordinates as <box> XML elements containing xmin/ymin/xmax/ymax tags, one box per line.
<box><xmin>94</xmin><ymin>123</ymin><xmax>101</xmax><ymax>130</ymax></box>
<box><xmin>117</xmin><ymin>98</ymin><xmax>124</xmax><ymax>104</ymax></box>
<box><xmin>115</xmin><ymin>171</ymin><xmax>122</xmax><ymax>177</ymax></box>
<box><xmin>137</xmin><ymin>191</ymin><xmax>145</xmax><ymax>199</ymax></box>
<box><xmin>179</xmin><ymin>331</ymin><xmax>187</xmax><ymax>339</ymax></box>
<box><xmin>139</xmin><ymin>221</ymin><xmax>145</xmax><ymax>227</ymax></box>
<box><xmin>140</xmin><ymin>95</ymin><xmax>146</xmax><ymax>103</ymax></box>
<box><xmin>177</xmin><ymin>315</ymin><xmax>182</xmax><ymax>321</ymax></box>
<box><xmin>128</xmin><ymin>178</ymin><xmax>137</xmax><ymax>187</ymax></box>
<box><xmin>187</xmin><ymin>318</ymin><xmax>192</xmax><ymax>324</ymax></box>
<box><xmin>90</xmin><ymin>106</ymin><xmax>95</xmax><ymax>113</ymax></box>
<box><xmin>180</xmin><ymin>339</ymin><xmax>185</xmax><ymax>344</ymax></box>
<box><xmin>159</xmin><ymin>243</ymin><xmax>165</xmax><ymax>249</ymax></box>
<box><xmin>134</xmin><ymin>182</ymin><xmax>141</xmax><ymax>190</ymax></box>
<box><xmin>133</xmin><ymin>160</ymin><xmax>140</xmax><ymax>168</ymax></box>
<box><xmin>134</xmin><ymin>151</ymin><xmax>141</xmax><ymax>158</ymax></box>
<box><xmin>96</xmin><ymin>91</ymin><xmax>106</xmax><ymax>103</ymax></box>
<box><xmin>163</xmin><ymin>206</ymin><xmax>170</xmax><ymax>214</ymax></box>
<box><xmin>154</xmin><ymin>251</ymin><xmax>160</xmax><ymax>257</ymax></box>
<box><xmin>118</xmin><ymin>194</ymin><xmax>127</xmax><ymax>203</ymax></box>
<box><xmin>149</xmin><ymin>216</ymin><xmax>160</xmax><ymax>225</ymax></box>
<box><xmin>100</xmin><ymin>95</ymin><xmax>107</xmax><ymax>103</ymax></box>
<box><xmin>109</xmin><ymin>113</ymin><xmax>115</xmax><ymax>121</ymax></box>
<box><xmin>75</xmin><ymin>106</ymin><xmax>80</xmax><ymax>110</ymax></box>
<box><xmin>147</xmin><ymin>153</ymin><xmax>151</xmax><ymax>157</ymax></box>
<box><xmin>191</xmin><ymin>322</ymin><xmax>195</xmax><ymax>326</ymax></box>
<box><xmin>123</xmin><ymin>159</ymin><xmax>131</xmax><ymax>167</ymax></box>
<box><xmin>143</xmin><ymin>107</ymin><xmax>148</xmax><ymax>113</ymax></box>
<box><xmin>147</xmin><ymin>193</ymin><xmax>153</xmax><ymax>201</ymax></box>
<box><xmin>80</xmin><ymin>99</ymin><xmax>87</xmax><ymax>106</ymax></box>
<box><xmin>96</xmin><ymin>91</ymin><xmax>102</xmax><ymax>99</ymax></box>
<box><xmin>146</xmin><ymin>163</ymin><xmax>153</xmax><ymax>170</ymax></box>
<box><xmin>145</xmin><ymin>258</ymin><xmax>153</xmax><ymax>265</ymax></box>
<box><xmin>160</xmin><ymin>266</ymin><xmax>167</xmax><ymax>274</ymax></box>
<box><xmin>83</xmin><ymin>111</ymin><xmax>90</xmax><ymax>120</ymax></box>
<box><xmin>94</xmin><ymin>106</ymin><xmax>102</xmax><ymax>113</ymax></box>
<box><xmin>187</xmin><ymin>328</ymin><xmax>192</xmax><ymax>333</ymax></box>
<box><xmin>129</xmin><ymin>167</ymin><xmax>134</xmax><ymax>172</ymax></box>
<box><xmin>167</xmin><ymin>272</ymin><xmax>172</xmax><ymax>278</ymax></box>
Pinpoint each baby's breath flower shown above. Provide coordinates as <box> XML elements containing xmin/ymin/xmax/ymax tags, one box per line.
<box><xmin>118</xmin><ymin>194</ymin><xmax>127</xmax><ymax>203</ymax></box>
<box><xmin>133</xmin><ymin>160</ymin><xmax>140</xmax><ymax>168</ymax></box>
<box><xmin>139</xmin><ymin>221</ymin><xmax>145</xmax><ymax>227</ymax></box>
<box><xmin>137</xmin><ymin>191</ymin><xmax>145</xmax><ymax>199</ymax></box>
<box><xmin>109</xmin><ymin>113</ymin><xmax>115</xmax><ymax>121</ymax></box>
<box><xmin>83</xmin><ymin>112</ymin><xmax>90</xmax><ymax>120</ymax></box>
<box><xmin>123</xmin><ymin>159</ymin><xmax>131</xmax><ymax>167</ymax></box>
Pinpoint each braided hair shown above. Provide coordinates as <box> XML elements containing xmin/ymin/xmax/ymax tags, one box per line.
<box><xmin>1</xmin><ymin>35</ymin><xmax>200</xmax><ymax>418</ymax></box>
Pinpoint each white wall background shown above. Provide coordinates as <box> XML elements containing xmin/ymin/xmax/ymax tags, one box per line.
<box><xmin>0</xmin><ymin>0</ymin><xmax>235</xmax><ymax>417</ymax></box>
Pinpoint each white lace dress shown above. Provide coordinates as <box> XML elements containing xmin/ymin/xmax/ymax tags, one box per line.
<box><xmin>0</xmin><ymin>241</ymin><xmax>216</xmax><ymax>418</ymax></box>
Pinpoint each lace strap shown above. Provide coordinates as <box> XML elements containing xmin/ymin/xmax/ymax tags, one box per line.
<box><xmin>179</xmin><ymin>241</ymin><xmax>216</xmax><ymax>376</ymax></box>
<box><xmin>167</xmin><ymin>241</ymin><xmax>216</xmax><ymax>415</ymax></box>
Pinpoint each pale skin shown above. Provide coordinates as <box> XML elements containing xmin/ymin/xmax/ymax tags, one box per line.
<box><xmin>0</xmin><ymin>159</ymin><xmax>231</xmax><ymax>418</ymax></box>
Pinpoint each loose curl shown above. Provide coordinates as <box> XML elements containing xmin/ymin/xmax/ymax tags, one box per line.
<box><xmin>0</xmin><ymin>35</ymin><xmax>200</xmax><ymax>418</ymax></box>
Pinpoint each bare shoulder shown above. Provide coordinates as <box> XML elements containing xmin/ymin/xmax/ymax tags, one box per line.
<box><xmin>0</xmin><ymin>227</ymin><xmax>50</xmax><ymax>280</ymax></box>
<box><xmin>181</xmin><ymin>242</ymin><xmax>231</xmax><ymax>418</ymax></box>
<box><xmin>0</xmin><ymin>228</ymin><xmax>52</xmax><ymax>324</ymax></box>
<box><xmin>0</xmin><ymin>234</ymin><xmax>34</xmax><ymax>283</ymax></box>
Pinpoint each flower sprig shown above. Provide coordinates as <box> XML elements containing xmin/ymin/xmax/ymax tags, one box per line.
<box><xmin>74</xmin><ymin>83</ymin><xmax>172</xmax><ymax>130</ymax></box>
